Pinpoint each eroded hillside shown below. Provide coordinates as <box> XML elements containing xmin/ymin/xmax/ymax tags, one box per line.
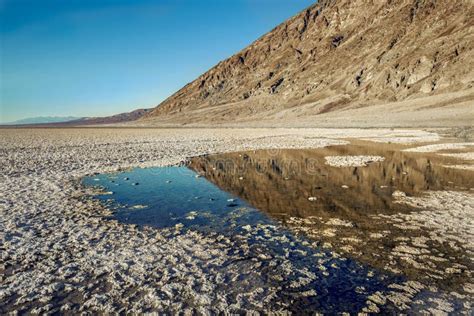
<box><xmin>142</xmin><ymin>0</ymin><xmax>474</xmax><ymax>126</ymax></box>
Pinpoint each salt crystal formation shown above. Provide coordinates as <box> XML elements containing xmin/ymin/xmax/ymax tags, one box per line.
<box><xmin>325</xmin><ymin>155</ymin><xmax>385</xmax><ymax>167</ymax></box>
<box><xmin>0</xmin><ymin>128</ymin><xmax>471</xmax><ymax>314</ymax></box>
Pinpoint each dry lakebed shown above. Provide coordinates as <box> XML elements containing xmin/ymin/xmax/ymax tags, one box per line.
<box><xmin>0</xmin><ymin>127</ymin><xmax>473</xmax><ymax>314</ymax></box>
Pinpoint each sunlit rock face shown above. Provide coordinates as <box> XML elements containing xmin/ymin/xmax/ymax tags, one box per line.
<box><xmin>144</xmin><ymin>0</ymin><xmax>474</xmax><ymax>125</ymax></box>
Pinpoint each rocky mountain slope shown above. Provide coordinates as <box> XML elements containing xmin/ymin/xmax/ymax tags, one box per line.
<box><xmin>142</xmin><ymin>0</ymin><xmax>474</xmax><ymax>126</ymax></box>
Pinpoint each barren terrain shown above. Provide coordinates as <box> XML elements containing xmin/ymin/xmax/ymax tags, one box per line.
<box><xmin>140</xmin><ymin>0</ymin><xmax>474</xmax><ymax>126</ymax></box>
<box><xmin>1</xmin><ymin>127</ymin><xmax>473</xmax><ymax>313</ymax></box>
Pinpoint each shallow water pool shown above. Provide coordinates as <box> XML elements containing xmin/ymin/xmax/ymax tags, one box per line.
<box><xmin>82</xmin><ymin>142</ymin><xmax>473</xmax><ymax>312</ymax></box>
<box><xmin>83</xmin><ymin>163</ymin><xmax>405</xmax><ymax>313</ymax></box>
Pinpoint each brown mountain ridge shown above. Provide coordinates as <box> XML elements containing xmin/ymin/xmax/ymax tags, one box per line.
<box><xmin>141</xmin><ymin>0</ymin><xmax>474</xmax><ymax>126</ymax></box>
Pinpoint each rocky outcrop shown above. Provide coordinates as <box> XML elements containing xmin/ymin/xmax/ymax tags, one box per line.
<box><xmin>143</xmin><ymin>0</ymin><xmax>474</xmax><ymax>123</ymax></box>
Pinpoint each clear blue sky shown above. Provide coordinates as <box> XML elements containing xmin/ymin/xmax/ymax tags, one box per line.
<box><xmin>0</xmin><ymin>0</ymin><xmax>315</xmax><ymax>122</ymax></box>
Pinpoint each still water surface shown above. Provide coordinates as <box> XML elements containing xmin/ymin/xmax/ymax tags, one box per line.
<box><xmin>83</xmin><ymin>142</ymin><xmax>473</xmax><ymax>312</ymax></box>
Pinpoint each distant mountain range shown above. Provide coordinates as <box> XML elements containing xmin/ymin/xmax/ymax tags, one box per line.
<box><xmin>3</xmin><ymin>116</ymin><xmax>83</xmax><ymax>125</ymax></box>
<box><xmin>62</xmin><ymin>108</ymin><xmax>152</xmax><ymax>126</ymax></box>
<box><xmin>1</xmin><ymin>109</ymin><xmax>152</xmax><ymax>127</ymax></box>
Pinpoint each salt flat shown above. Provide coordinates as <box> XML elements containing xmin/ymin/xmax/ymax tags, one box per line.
<box><xmin>0</xmin><ymin>128</ymin><xmax>472</xmax><ymax>314</ymax></box>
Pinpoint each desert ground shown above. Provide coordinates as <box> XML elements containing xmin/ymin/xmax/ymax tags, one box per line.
<box><xmin>1</xmin><ymin>127</ymin><xmax>473</xmax><ymax>313</ymax></box>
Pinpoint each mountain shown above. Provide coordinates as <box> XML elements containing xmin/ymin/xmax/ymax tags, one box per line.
<box><xmin>63</xmin><ymin>108</ymin><xmax>152</xmax><ymax>126</ymax></box>
<box><xmin>2</xmin><ymin>109</ymin><xmax>152</xmax><ymax>127</ymax></box>
<box><xmin>141</xmin><ymin>0</ymin><xmax>474</xmax><ymax>126</ymax></box>
<box><xmin>3</xmin><ymin>116</ymin><xmax>82</xmax><ymax>125</ymax></box>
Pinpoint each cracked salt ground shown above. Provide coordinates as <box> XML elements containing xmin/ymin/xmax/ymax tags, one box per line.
<box><xmin>1</xmin><ymin>128</ymin><xmax>471</xmax><ymax>314</ymax></box>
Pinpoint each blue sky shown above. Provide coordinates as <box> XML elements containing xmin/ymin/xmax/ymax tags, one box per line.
<box><xmin>0</xmin><ymin>0</ymin><xmax>315</xmax><ymax>122</ymax></box>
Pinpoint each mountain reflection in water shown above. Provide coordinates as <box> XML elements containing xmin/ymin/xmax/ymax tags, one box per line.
<box><xmin>188</xmin><ymin>141</ymin><xmax>474</xmax><ymax>291</ymax></box>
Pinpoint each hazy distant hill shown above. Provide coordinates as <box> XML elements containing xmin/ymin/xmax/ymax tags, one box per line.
<box><xmin>64</xmin><ymin>108</ymin><xmax>152</xmax><ymax>126</ymax></box>
<box><xmin>2</xmin><ymin>109</ymin><xmax>152</xmax><ymax>127</ymax></box>
<box><xmin>141</xmin><ymin>0</ymin><xmax>474</xmax><ymax>126</ymax></box>
<box><xmin>3</xmin><ymin>116</ymin><xmax>83</xmax><ymax>125</ymax></box>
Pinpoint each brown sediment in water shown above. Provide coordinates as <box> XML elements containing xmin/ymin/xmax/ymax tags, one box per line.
<box><xmin>189</xmin><ymin>141</ymin><xmax>474</xmax><ymax>293</ymax></box>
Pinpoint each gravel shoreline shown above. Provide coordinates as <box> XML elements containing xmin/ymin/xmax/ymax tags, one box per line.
<box><xmin>1</xmin><ymin>128</ymin><xmax>471</xmax><ymax>314</ymax></box>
